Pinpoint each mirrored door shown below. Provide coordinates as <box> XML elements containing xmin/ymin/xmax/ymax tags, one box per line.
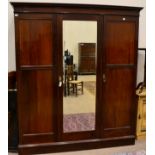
<box><xmin>62</xmin><ymin>20</ymin><xmax>97</xmax><ymax>133</ymax></box>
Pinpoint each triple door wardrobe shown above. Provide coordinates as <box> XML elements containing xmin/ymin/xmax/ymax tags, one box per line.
<box><xmin>11</xmin><ymin>2</ymin><xmax>142</xmax><ymax>155</ymax></box>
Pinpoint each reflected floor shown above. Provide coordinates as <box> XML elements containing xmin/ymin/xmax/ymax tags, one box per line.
<box><xmin>63</xmin><ymin>113</ymin><xmax>95</xmax><ymax>132</ymax></box>
<box><xmin>63</xmin><ymin>75</ymin><xmax>96</xmax><ymax>114</ymax></box>
<box><xmin>63</xmin><ymin>75</ymin><xmax>96</xmax><ymax>132</ymax></box>
<box><xmin>63</xmin><ymin>84</ymin><xmax>95</xmax><ymax>114</ymax></box>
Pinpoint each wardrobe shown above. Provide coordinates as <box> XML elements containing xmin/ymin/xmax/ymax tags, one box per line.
<box><xmin>78</xmin><ymin>43</ymin><xmax>96</xmax><ymax>74</ymax></box>
<box><xmin>11</xmin><ymin>2</ymin><xmax>142</xmax><ymax>155</ymax></box>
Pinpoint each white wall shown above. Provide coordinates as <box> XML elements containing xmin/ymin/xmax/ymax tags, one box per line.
<box><xmin>8</xmin><ymin>0</ymin><xmax>146</xmax><ymax>84</ymax></box>
<box><xmin>137</xmin><ymin>50</ymin><xmax>146</xmax><ymax>85</ymax></box>
<box><xmin>8</xmin><ymin>3</ymin><xmax>16</xmax><ymax>72</ymax></box>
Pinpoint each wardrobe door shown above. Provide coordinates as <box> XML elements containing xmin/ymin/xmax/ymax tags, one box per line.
<box><xmin>102</xmin><ymin>15</ymin><xmax>138</xmax><ymax>138</ymax></box>
<box><xmin>15</xmin><ymin>14</ymin><xmax>58</xmax><ymax>144</ymax></box>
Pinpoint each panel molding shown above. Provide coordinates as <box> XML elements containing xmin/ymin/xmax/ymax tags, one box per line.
<box><xmin>20</xmin><ymin>65</ymin><xmax>55</xmax><ymax>70</ymax></box>
<box><xmin>104</xmin><ymin>126</ymin><xmax>130</xmax><ymax>131</ymax></box>
<box><xmin>22</xmin><ymin>132</ymin><xmax>56</xmax><ymax>144</ymax></box>
<box><xmin>106</xmin><ymin>64</ymin><xmax>135</xmax><ymax>68</ymax></box>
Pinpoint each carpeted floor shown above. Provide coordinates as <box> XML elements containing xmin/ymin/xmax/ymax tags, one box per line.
<box><xmin>63</xmin><ymin>113</ymin><xmax>95</xmax><ymax>132</ymax></box>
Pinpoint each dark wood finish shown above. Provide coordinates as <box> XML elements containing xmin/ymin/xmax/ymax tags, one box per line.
<box><xmin>8</xmin><ymin>71</ymin><xmax>17</xmax><ymax>89</ymax></box>
<box><xmin>18</xmin><ymin>70</ymin><xmax>56</xmax><ymax>144</ymax></box>
<box><xmin>104</xmin><ymin>16</ymin><xmax>137</xmax><ymax>64</ymax></box>
<box><xmin>12</xmin><ymin>3</ymin><xmax>142</xmax><ymax>16</ymax></box>
<box><xmin>103</xmin><ymin>68</ymin><xmax>135</xmax><ymax>138</ymax></box>
<box><xmin>78</xmin><ymin>43</ymin><xmax>96</xmax><ymax>74</ymax></box>
<box><xmin>102</xmin><ymin>15</ymin><xmax>139</xmax><ymax>139</ymax></box>
<box><xmin>11</xmin><ymin>2</ymin><xmax>142</xmax><ymax>155</ymax></box>
<box><xmin>15</xmin><ymin>14</ymin><xmax>58</xmax><ymax>146</ymax></box>
<box><xmin>18</xmin><ymin>20</ymin><xmax>53</xmax><ymax>66</ymax></box>
<box><xmin>18</xmin><ymin>136</ymin><xmax>135</xmax><ymax>155</ymax></box>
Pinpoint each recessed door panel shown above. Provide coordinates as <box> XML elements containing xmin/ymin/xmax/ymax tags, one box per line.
<box><xmin>18</xmin><ymin>70</ymin><xmax>57</xmax><ymax>143</ymax></box>
<box><xmin>104</xmin><ymin>68</ymin><xmax>134</xmax><ymax>129</ymax></box>
<box><xmin>104</xmin><ymin>16</ymin><xmax>137</xmax><ymax>64</ymax></box>
<box><xmin>18</xmin><ymin>19</ymin><xmax>53</xmax><ymax>66</ymax></box>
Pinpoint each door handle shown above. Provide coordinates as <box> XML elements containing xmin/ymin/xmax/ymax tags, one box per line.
<box><xmin>103</xmin><ymin>74</ymin><xmax>106</xmax><ymax>83</ymax></box>
<box><xmin>58</xmin><ymin>76</ymin><xmax>62</xmax><ymax>87</ymax></box>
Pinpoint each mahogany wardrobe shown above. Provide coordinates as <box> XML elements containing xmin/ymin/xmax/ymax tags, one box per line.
<box><xmin>11</xmin><ymin>2</ymin><xmax>142</xmax><ymax>155</ymax></box>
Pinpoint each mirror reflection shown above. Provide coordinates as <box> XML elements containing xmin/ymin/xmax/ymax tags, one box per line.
<box><xmin>63</xmin><ymin>21</ymin><xmax>97</xmax><ymax>133</ymax></box>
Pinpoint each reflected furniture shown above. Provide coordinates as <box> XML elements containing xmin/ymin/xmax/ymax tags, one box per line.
<box><xmin>78</xmin><ymin>43</ymin><xmax>96</xmax><ymax>74</ymax></box>
<box><xmin>69</xmin><ymin>80</ymin><xmax>83</xmax><ymax>96</ymax></box>
<box><xmin>136</xmin><ymin>87</ymin><xmax>146</xmax><ymax>139</ymax></box>
<box><xmin>11</xmin><ymin>2</ymin><xmax>142</xmax><ymax>155</ymax></box>
<box><xmin>65</xmin><ymin>65</ymin><xmax>74</xmax><ymax>95</ymax></box>
<box><xmin>65</xmin><ymin>65</ymin><xmax>83</xmax><ymax>96</ymax></box>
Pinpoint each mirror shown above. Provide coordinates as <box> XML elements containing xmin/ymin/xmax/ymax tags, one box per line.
<box><xmin>63</xmin><ymin>21</ymin><xmax>97</xmax><ymax>133</ymax></box>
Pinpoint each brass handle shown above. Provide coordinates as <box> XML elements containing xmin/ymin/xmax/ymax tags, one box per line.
<box><xmin>103</xmin><ymin>74</ymin><xmax>106</xmax><ymax>83</ymax></box>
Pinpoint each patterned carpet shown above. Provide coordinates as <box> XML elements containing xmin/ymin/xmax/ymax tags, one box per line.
<box><xmin>63</xmin><ymin>113</ymin><xmax>95</xmax><ymax>132</ymax></box>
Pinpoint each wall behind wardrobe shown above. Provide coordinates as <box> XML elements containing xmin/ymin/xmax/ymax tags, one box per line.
<box><xmin>8</xmin><ymin>0</ymin><xmax>146</xmax><ymax>85</ymax></box>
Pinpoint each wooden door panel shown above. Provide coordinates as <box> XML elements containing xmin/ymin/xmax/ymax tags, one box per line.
<box><xmin>104</xmin><ymin>16</ymin><xmax>137</xmax><ymax>64</ymax></box>
<box><xmin>102</xmin><ymin>15</ymin><xmax>138</xmax><ymax>138</ymax></box>
<box><xmin>103</xmin><ymin>68</ymin><xmax>135</xmax><ymax>137</ymax></box>
<box><xmin>18</xmin><ymin>70</ymin><xmax>57</xmax><ymax>143</ymax></box>
<box><xmin>16</xmin><ymin>15</ymin><xmax>58</xmax><ymax>144</ymax></box>
<box><xmin>18</xmin><ymin>19</ymin><xmax>53</xmax><ymax>66</ymax></box>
